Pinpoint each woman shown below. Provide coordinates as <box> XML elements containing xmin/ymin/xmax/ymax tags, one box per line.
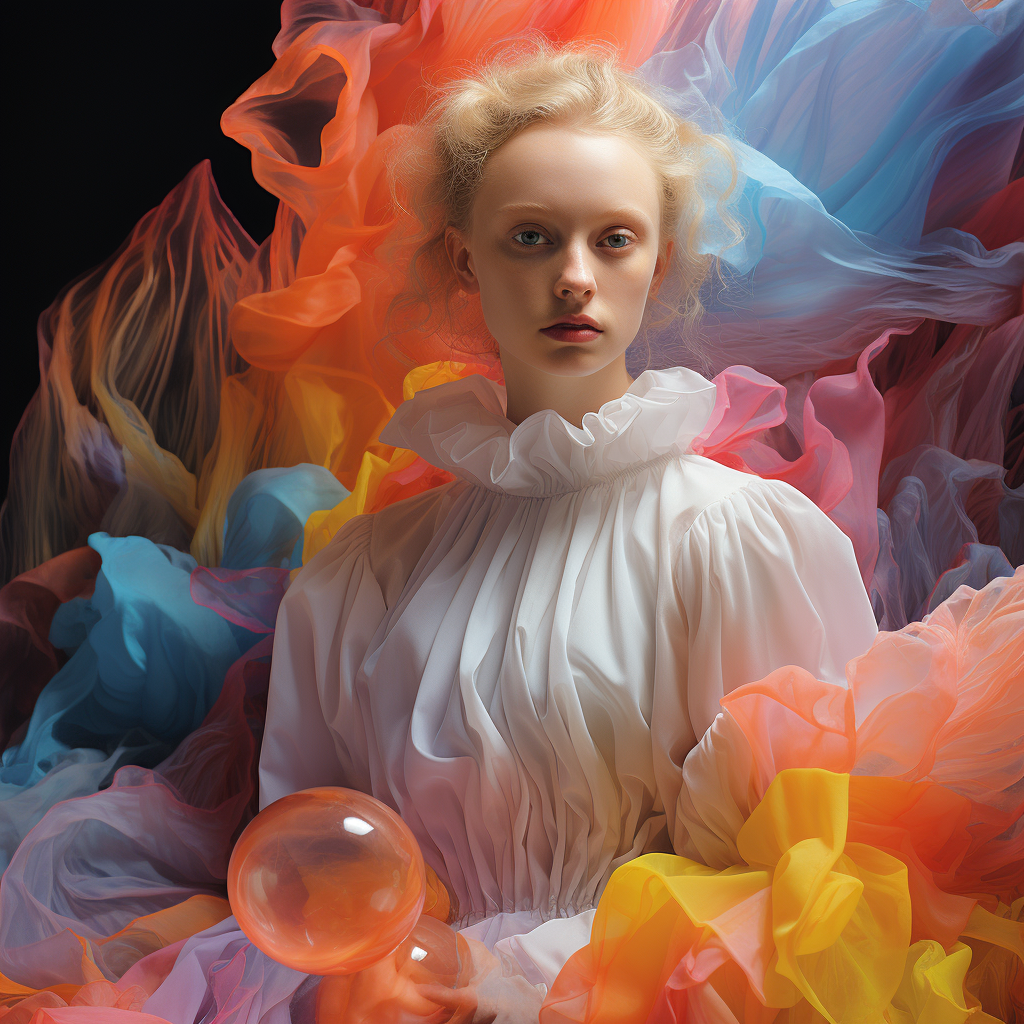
<box><xmin>1</xmin><ymin>1</ymin><xmax>1019</xmax><ymax>1018</ymax></box>
<box><xmin>258</xmin><ymin>44</ymin><xmax>878</xmax><ymax>1016</ymax></box>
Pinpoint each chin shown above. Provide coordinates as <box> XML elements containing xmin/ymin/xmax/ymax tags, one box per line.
<box><xmin>530</xmin><ymin>345</ymin><xmax>626</xmax><ymax>378</ymax></box>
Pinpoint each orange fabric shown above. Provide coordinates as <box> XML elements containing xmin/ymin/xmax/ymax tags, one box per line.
<box><xmin>543</xmin><ymin>573</ymin><xmax>1022</xmax><ymax>1022</ymax></box>
<box><xmin>27</xmin><ymin>1012</ymin><xmax>170</xmax><ymax>1024</ymax></box>
<box><xmin>9</xmin><ymin>2</ymin><xmax>677</xmax><ymax>575</ymax></box>
<box><xmin>423</xmin><ymin>864</ymin><xmax>456</xmax><ymax>923</ymax></box>
<box><xmin>719</xmin><ymin>571</ymin><xmax>1023</xmax><ymax>903</ymax></box>
<box><xmin>0</xmin><ymin>986</ymin><xmax>170</xmax><ymax>1024</ymax></box>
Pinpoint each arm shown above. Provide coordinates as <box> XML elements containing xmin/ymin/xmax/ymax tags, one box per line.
<box><xmin>258</xmin><ymin>515</ymin><xmax>386</xmax><ymax>809</ymax></box>
<box><xmin>655</xmin><ymin>476</ymin><xmax>878</xmax><ymax>855</ymax></box>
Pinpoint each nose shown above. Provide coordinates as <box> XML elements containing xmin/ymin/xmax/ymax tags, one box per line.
<box><xmin>553</xmin><ymin>239</ymin><xmax>596</xmax><ymax>302</ymax></box>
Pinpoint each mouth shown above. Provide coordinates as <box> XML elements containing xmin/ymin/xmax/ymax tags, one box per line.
<box><xmin>539</xmin><ymin>319</ymin><xmax>603</xmax><ymax>343</ymax></box>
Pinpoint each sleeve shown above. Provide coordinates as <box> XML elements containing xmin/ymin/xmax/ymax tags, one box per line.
<box><xmin>680</xmin><ymin>477</ymin><xmax>877</xmax><ymax>735</ymax></box>
<box><xmin>654</xmin><ymin>476</ymin><xmax>878</xmax><ymax>853</ymax></box>
<box><xmin>258</xmin><ymin>515</ymin><xmax>387</xmax><ymax>809</ymax></box>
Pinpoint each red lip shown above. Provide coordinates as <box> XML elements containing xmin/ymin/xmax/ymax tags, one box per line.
<box><xmin>540</xmin><ymin>313</ymin><xmax>603</xmax><ymax>343</ymax></box>
<box><xmin>543</xmin><ymin>314</ymin><xmax>601</xmax><ymax>330</ymax></box>
<box><xmin>540</xmin><ymin>324</ymin><xmax>602</xmax><ymax>343</ymax></box>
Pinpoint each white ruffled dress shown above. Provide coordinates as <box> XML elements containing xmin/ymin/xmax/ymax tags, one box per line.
<box><xmin>258</xmin><ymin>365</ymin><xmax>878</xmax><ymax>984</ymax></box>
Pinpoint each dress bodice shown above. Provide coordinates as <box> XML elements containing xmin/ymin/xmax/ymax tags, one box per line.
<box><xmin>259</xmin><ymin>367</ymin><xmax>878</xmax><ymax>929</ymax></box>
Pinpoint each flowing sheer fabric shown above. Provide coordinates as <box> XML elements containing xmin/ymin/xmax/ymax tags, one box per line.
<box><xmin>2</xmin><ymin>0</ymin><xmax>1020</xmax><ymax>583</ymax></box>
<box><xmin>641</xmin><ymin>0</ymin><xmax>1023</xmax><ymax>379</ymax></box>
<box><xmin>543</xmin><ymin>570</ymin><xmax>1022</xmax><ymax>1023</ymax></box>
<box><xmin>1</xmin><ymin>0</ymin><xmax>1022</xmax><ymax>1018</ymax></box>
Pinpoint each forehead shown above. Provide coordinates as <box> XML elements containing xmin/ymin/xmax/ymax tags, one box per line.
<box><xmin>475</xmin><ymin>125</ymin><xmax>662</xmax><ymax>227</ymax></box>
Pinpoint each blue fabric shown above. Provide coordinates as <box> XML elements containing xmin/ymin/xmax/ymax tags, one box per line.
<box><xmin>0</xmin><ymin>465</ymin><xmax>348</xmax><ymax>868</ymax></box>
<box><xmin>2</xmin><ymin>535</ymin><xmax>255</xmax><ymax>792</ymax></box>
<box><xmin>636</xmin><ymin>0</ymin><xmax>1024</xmax><ymax>379</ymax></box>
<box><xmin>221</xmin><ymin>464</ymin><xmax>347</xmax><ymax>571</ymax></box>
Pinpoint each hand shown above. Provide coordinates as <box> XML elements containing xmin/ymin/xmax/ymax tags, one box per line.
<box><xmin>415</xmin><ymin>937</ymin><xmax>544</xmax><ymax>1024</ymax></box>
<box><xmin>317</xmin><ymin>951</ymin><xmax>453</xmax><ymax>1024</ymax></box>
<box><xmin>316</xmin><ymin>935</ymin><xmax>544</xmax><ymax>1024</ymax></box>
<box><xmin>415</xmin><ymin>973</ymin><xmax>544</xmax><ymax>1024</ymax></box>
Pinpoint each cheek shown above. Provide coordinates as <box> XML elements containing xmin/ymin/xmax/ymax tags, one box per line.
<box><xmin>478</xmin><ymin>257</ymin><xmax>541</xmax><ymax>313</ymax></box>
<box><xmin>473</xmin><ymin>260</ymin><xmax>536</xmax><ymax>339</ymax></box>
<box><xmin>601</xmin><ymin>256</ymin><xmax>658</xmax><ymax>309</ymax></box>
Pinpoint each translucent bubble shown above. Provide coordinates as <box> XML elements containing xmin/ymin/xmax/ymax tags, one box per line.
<box><xmin>228</xmin><ymin>787</ymin><xmax>426</xmax><ymax>974</ymax></box>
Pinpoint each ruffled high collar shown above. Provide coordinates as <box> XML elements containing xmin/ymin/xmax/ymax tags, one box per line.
<box><xmin>379</xmin><ymin>366</ymin><xmax>718</xmax><ymax>497</ymax></box>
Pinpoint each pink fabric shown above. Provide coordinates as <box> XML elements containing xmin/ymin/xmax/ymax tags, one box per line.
<box><xmin>694</xmin><ymin>332</ymin><xmax>890</xmax><ymax>587</ymax></box>
<box><xmin>190</xmin><ymin>568</ymin><xmax>290</xmax><ymax>634</ymax></box>
<box><xmin>676</xmin><ymin>570</ymin><xmax>1023</xmax><ymax>920</ymax></box>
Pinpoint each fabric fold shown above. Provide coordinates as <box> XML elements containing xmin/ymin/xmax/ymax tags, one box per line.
<box><xmin>380</xmin><ymin>367</ymin><xmax>719</xmax><ymax>496</ymax></box>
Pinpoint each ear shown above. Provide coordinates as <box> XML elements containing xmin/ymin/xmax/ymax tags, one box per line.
<box><xmin>649</xmin><ymin>239</ymin><xmax>674</xmax><ymax>299</ymax></box>
<box><xmin>445</xmin><ymin>226</ymin><xmax>480</xmax><ymax>295</ymax></box>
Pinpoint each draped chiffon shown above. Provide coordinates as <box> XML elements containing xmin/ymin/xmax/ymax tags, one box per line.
<box><xmin>1</xmin><ymin>0</ymin><xmax>1021</xmax><ymax>1018</ymax></box>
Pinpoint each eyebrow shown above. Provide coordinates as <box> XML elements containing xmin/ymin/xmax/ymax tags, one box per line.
<box><xmin>495</xmin><ymin>201</ymin><xmax>653</xmax><ymax>224</ymax></box>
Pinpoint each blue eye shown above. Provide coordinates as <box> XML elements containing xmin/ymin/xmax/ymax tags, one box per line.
<box><xmin>513</xmin><ymin>229</ymin><xmax>548</xmax><ymax>246</ymax></box>
<box><xmin>604</xmin><ymin>233</ymin><xmax>630</xmax><ymax>249</ymax></box>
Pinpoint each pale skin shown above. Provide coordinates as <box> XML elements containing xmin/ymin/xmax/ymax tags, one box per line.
<box><xmin>445</xmin><ymin>123</ymin><xmax>674</xmax><ymax>428</ymax></box>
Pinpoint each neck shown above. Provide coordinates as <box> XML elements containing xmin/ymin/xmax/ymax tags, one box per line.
<box><xmin>500</xmin><ymin>352</ymin><xmax>636</xmax><ymax>428</ymax></box>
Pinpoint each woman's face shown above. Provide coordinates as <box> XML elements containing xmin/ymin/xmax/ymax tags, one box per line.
<box><xmin>445</xmin><ymin>124</ymin><xmax>671</xmax><ymax>382</ymax></box>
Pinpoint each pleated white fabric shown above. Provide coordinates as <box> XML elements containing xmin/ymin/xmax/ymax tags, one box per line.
<box><xmin>258</xmin><ymin>366</ymin><xmax>878</xmax><ymax>976</ymax></box>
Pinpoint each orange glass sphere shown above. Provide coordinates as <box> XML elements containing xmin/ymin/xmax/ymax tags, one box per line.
<box><xmin>228</xmin><ymin>787</ymin><xmax>426</xmax><ymax>975</ymax></box>
<box><xmin>316</xmin><ymin>916</ymin><xmax>468</xmax><ymax>1022</ymax></box>
<box><xmin>395</xmin><ymin>914</ymin><xmax>465</xmax><ymax>988</ymax></box>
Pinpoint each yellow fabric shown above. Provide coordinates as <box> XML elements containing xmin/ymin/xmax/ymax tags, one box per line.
<box><xmin>959</xmin><ymin>902</ymin><xmax>1024</xmax><ymax>959</ymax></box>
<box><xmin>885</xmin><ymin>941</ymin><xmax>973</xmax><ymax>1024</ymax></box>
<box><xmin>301</xmin><ymin>361</ymin><xmax>482</xmax><ymax>563</ymax></box>
<box><xmin>302</xmin><ymin>449</ymin><xmax>393</xmax><ymax>563</ymax></box>
<box><xmin>739</xmin><ymin>771</ymin><xmax>912</xmax><ymax>1022</ymax></box>
<box><xmin>959</xmin><ymin>899</ymin><xmax>1024</xmax><ymax>1023</ymax></box>
<box><xmin>542</xmin><ymin>769</ymin><xmax>913</xmax><ymax>1024</ymax></box>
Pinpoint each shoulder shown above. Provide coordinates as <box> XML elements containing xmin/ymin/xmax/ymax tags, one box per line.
<box><xmin>286</xmin><ymin>481</ymin><xmax>458</xmax><ymax>610</ymax></box>
<box><xmin>367</xmin><ymin>480</ymin><xmax>458</xmax><ymax>550</ymax></box>
<box><xmin>662</xmin><ymin>454</ymin><xmax>810</xmax><ymax>532</ymax></box>
<box><xmin>282</xmin><ymin>512</ymin><xmax>375</xmax><ymax>616</ymax></box>
<box><xmin>668</xmin><ymin>461</ymin><xmax>876</xmax><ymax>640</ymax></box>
<box><xmin>666</xmin><ymin>456</ymin><xmax>855</xmax><ymax>561</ymax></box>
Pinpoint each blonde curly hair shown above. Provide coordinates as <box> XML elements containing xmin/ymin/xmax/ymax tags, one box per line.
<box><xmin>379</xmin><ymin>40</ymin><xmax>741</xmax><ymax>368</ymax></box>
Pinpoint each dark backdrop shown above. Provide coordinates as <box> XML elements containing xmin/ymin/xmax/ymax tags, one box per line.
<box><xmin>4</xmin><ymin>1</ymin><xmax>285</xmax><ymax>504</ymax></box>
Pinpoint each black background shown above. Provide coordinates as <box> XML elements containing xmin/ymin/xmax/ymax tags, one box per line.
<box><xmin>4</xmin><ymin>1</ymin><xmax>285</xmax><ymax>502</ymax></box>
